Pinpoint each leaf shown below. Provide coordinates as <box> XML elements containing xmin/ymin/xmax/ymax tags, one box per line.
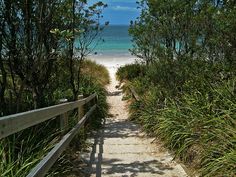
<box><xmin>50</xmin><ymin>28</ymin><xmax>60</xmax><ymax>35</ymax></box>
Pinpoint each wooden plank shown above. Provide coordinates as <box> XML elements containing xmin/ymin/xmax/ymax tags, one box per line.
<box><xmin>84</xmin><ymin>93</ymin><xmax>97</xmax><ymax>104</ymax></box>
<box><xmin>0</xmin><ymin>93</ymin><xmax>96</xmax><ymax>139</ymax></box>
<box><xmin>78</xmin><ymin>104</ymin><xmax>84</xmax><ymax>121</ymax></box>
<box><xmin>26</xmin><ymin>105</ymin><xmax>97</xmax><ymax>177</ymax></box>
<box><xmin>78</xmin><ymin>95</ymin><xmax>84</xmax><ymax>121</ymax></box>
<box><xmin>59</xmin><ymin>99</ymin><xmax>69</xmax><ymax>133</ymax></box>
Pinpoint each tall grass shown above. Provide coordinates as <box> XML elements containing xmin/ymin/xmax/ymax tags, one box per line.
<box><xmin>117</xmin><ymin>61</ymin><xmax>236</xmax><ymax>176</ymax></box>
<box><xmin>0</xmin><ymin>120</ymin><xmax>60</xmax><ymax>176</ymax></box>
<box><xmin>116</xmin><ymin>63</ymin><xmax>146</xmax><ymax>82</ymax></box>
<box><xmin>82</xmin><ymin>60</ymin><xmax>110</xmax><ymax>86</ymax></box>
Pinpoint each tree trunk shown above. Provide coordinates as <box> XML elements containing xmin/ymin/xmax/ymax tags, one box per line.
<box><xmin>0</xmin><ymin>17</ymin><xmax>7</xmax><ymax>116</ymax></box>
<box><xmin>35</xmin><ymin>87</ymin><xmax>46</xmax><ymax>108</ymax></box>
<box><xmin>69</xmin><ymin>0</ymin><xmax>78</xmax><ymax>101</ymax></box>
<box><xmin>0</xmin><ymin>87</ymin><xmax>6</xmax><ymax>116</ymax></box>
<box><xmin>16</xmin><ymin>82</ymin><xmax>25</xmax><ymax>113</ymax></box>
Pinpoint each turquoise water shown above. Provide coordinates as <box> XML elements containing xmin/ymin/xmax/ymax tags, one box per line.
<box><xmin>87</xmin><ymin>25</ymin><xmax>132</xmax><ymax>57</ymax></box>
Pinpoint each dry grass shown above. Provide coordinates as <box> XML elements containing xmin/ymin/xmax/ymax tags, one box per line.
<box><xmin>81</xmin><ymin>60</ymin><xmax>110</xmax><ymax>86</ymax></box>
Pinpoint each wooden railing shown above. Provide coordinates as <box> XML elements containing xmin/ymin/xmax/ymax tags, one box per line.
<box><xmin>0</xmin><ymin>93</ymin><xmax>98</xmax><ymax>177</ymax></box>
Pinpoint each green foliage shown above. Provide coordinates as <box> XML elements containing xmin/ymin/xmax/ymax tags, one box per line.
<box><xmin>45</xmin><ymin>61</ymin><xmax>109</xmax><ymax>176</ymax></box>
<box><xmin>50</xmin><ymin>28</ymin><xmax>84</xmax><ymax>41</ymax></box>
<box><xmin>0</xmin><ymin>60</ymin><xmax>109</xmax><ymax>176</ymax></box>
<box><xmin>130</xmin><ymin>0</ymin><xmax>236</xmax><ymax>68</ymax></box>
<box><xmin>0</xmin><ymin>0</ymin><xmax>108</xmax><ymax>113</ymax></box>
<box><xmin>116</xmin><ymin>63</ymin><xmax>146</xmax><ymax>81</ymax></box>
<box><xmin>117</xmin><ymin>61</ymin><xmax>236</xmax><ymax>176</ymax></box>
<box><xmin>81</xmin><ymin>60</ymin><xmax>110</xmax><ymax>86</ymax></box>
<box><xmin>127</xmin><ymin>2</ymin><xmax>236</xmax><ymax>174</ymax></box>
<box><xmin>80</xmin><ymin>60</ymin><xmax>109</xmax><ymax>127</ymax></box>
<box><xmin>0</xmin><ymin>120</ymin><xmax>60</xmax><ymax>176</ymax></box>
<box><xmin>0</xmin><ymin>0</ymin><xmax>109</xmax><ymax>175</ymax></box>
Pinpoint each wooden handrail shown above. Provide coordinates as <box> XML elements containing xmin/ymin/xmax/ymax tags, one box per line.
<box><xmin>0</xmin><ymin>93</ymin><xmax>96</xmax><ymax>139</ymax></box>
<box><xmin>27</xmin><ymin>105</ymin><xmax>97</xmax><ymax>177</ymax></box>
<box><xmin>0</xmin><ymin>93</ymin><xmax>98</xmax><ymax>177</ymax></box>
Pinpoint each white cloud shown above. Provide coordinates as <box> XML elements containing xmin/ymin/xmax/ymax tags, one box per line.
<box><xmin>111</xmin><ymin>5</ymin><xmax>138</xmax><ymax>12</ymax></box>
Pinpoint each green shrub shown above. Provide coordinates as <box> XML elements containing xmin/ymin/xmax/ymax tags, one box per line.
<box><xmin>118</xmin><ymin>60</ymin><xmax>236</xmax><ymax>176</ymax></box>
<box><xmin>116</xmin><ymin>63</ymin><xmax>146</xmax><ymax>81</ymax></box>
<box><xmin>82</xmin><ymin>60</ymin><xmax>110</xmax><ymax>86</ymax></box>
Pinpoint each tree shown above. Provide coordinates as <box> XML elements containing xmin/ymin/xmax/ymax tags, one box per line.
<box><xmin>0</xmin><ymin>2</ymin><xmax>7</xmax><ymax>115</ymax></box>
<box><xmin>130</xmin><ymin>0</ymin><xmax>236</xmax><ymax>69</ymax></box>
<box><xmin>0</xmin><ymin>0</ymin><xmax>107</xmax><ymax>115</ymax></box>
<box><xmin>2</xmin><ymin>0</ymin><xmax>60</xmax><ymax>110</ymax></box>
<box><xmin>52</xmin><ymin>0</ymin><xmax>108</xmax><ymax>100</ymax></box>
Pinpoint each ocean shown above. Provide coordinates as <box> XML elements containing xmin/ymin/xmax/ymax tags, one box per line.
<box><xmin>75</xmin><ymin>25</ymin><xmax>136</xmax><ymax>66</ymax></box>
<box><xmin>89</xmin><ymin>25</ymin><xmax>132</xmax><ymax>57</ymax></box>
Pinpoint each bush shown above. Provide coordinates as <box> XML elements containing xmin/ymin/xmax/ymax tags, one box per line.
<box><xmin>81</xmin><ymin>60</ymin><xmax>110</xmax><ymax>86</ymax></box>
<box><xmin>117</xmin><ymin>60</ymin><xmax>236</xmax><ymax>176</ymax></box>
<box><xmin>116</xmin><ymin>63</ymin><xmax>146</xmax><ymax>81</ymax></box>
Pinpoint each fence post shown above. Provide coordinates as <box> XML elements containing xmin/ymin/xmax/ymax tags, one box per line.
<box><xmin>78</xmin><ymin>95</ymin><xmax>86</xmax><ymax>139</ymax></box>
<box><xmin>59</xmin><ymin>99</ymin><xmax>68</xmax><ymax>133</ymax></box>
<box><xmin>78</xmin><ymin>95</ymin><xmax>84</xmax><ymax>121</ymax></box>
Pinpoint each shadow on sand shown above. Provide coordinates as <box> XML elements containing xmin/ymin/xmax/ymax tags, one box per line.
<box><xmin>82</xmin><ymin>118</ymin><xmax>174</xmax><ymax>177</ymax></box>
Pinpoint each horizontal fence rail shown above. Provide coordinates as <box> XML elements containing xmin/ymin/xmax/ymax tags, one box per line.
<box><xmin>27</xmin><ymin>105</ymin><xmax>97</xmax><ymax>177</ymax></box>
<box><xmin>0</xmin><ymin>93</ymin><xmax>96</xmax><ymax>139</ymax></box>
<box><xmin>0</xmin><ymin>93</ymin><xmax>98</xmax><ymax>177</ymax></box>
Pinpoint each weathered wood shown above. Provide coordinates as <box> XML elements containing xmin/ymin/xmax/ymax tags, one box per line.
<box><xmin>78</xmin><ymin>95</ymin><xmax>83</xmax><ymax>100</ymax></box>
<box><xmin>26</xmin><ymin>105</ymin><xmax>97</xmax><ymax>177</ymax></box>
<box><xmin>78</xmin><ymin>95</ymin><xmax>84</xmax><ymax>121</ymax></box>
<box><xmin>0</xmin><ymin>93</ymin><xmax>96</xmax><ymax>139</ymax></box>
<box><xmin>83</xmin><ymin>93</ymin><xmax>97</xmax><ymax>104</ymax></box>
<box><xmin>59</xmin><ymin>99</ymin><xmax>69</xmax><ymax>133</ymax></box>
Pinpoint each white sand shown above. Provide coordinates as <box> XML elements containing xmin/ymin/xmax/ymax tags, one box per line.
<box><xmin>80</xmin><ymin>55</ymin><xmax>188</xmax><ymax>176</ymax></box>
<box><xmin>88</xmin><ymin>55</ymin><xmax>136</xmax><ymax>67</ymax></box>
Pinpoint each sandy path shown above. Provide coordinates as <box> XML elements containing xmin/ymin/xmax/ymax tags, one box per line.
<box><xmin>81</xmin><ymin>62</ymin><xmax>188</xmax><ymax>176</ymax></box>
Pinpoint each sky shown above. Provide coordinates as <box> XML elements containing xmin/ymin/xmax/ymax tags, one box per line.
<box><xmin>89</xmin><ymin>0</ymin><xmax>140</xmax><ymax>25</ymax></box>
